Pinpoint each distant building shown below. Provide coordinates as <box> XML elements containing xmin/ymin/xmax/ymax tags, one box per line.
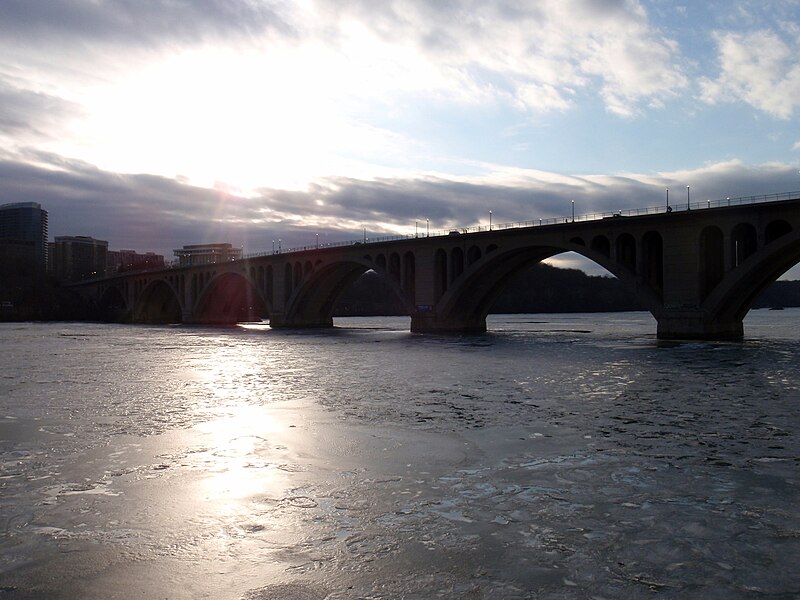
<box><xmin>173</xmin><ymin>243</ymin><xmax>242</xmax><ymax>267</ymax></box>
<box><xmin>107</xmin><ymin>249</ymin><xmax>165</xmax><ymax>274</ymax></box>
<box><xmin>52</xmin><ymin>236</ymin><xmax>108</xmax><ymax>282</ymax></box>
<box><xmin>0</xmin><ymin>202</ymin><xmax>49</xmax><ymax>273</ymax></box>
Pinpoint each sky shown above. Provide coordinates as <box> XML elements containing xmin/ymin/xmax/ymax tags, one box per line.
<box><xmin>1</xmin><ymin>0</ymin><xmax>800</xmax><ymax>274</ymax></box>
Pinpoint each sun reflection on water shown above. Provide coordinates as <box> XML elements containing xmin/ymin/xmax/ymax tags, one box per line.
<box><xmin>196</xmin><ymin>404</ymin><xmax>283</xmax><ymax>503</ymax></box>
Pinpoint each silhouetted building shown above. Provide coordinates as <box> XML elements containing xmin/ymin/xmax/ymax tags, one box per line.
<box><xmin>0</xmin><ymin>202</ymin><xmax>48</xmax><ymax>273</ymax></box>
<box><xmin>107</xmin><ymin>249</ymin><xmax>165</xmax><ymax>274</ymax></box>
<box><xmin>52</xmin><ymin>236</ymin><xmax>108</xmax><ymax>282</ymax></box>
<box><xmin>174</xmin><ymin>243</ymin><xmax>241</xmax><ymax>266</ymax></box>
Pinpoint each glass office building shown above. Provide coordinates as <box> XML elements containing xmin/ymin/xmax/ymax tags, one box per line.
<box><xmin>0</xmin><ymin>202</ymin><xmax>49</xmax><ymax>272</ymax></box>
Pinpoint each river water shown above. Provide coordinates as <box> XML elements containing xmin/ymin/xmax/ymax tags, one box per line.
<box><xmin>1</xmin><ymin>311</ymin><xmax>799</xmax><ymax>599</ymax></box>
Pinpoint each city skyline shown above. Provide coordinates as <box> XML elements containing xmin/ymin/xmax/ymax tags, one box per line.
<box><xmin>1</xmin><ymin>1</ymin><xmax>800</xmax><ymax>274</ymax></box>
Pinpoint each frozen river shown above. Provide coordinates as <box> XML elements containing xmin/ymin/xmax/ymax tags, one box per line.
<box><xmin>1</xmin><ymin>311</ymin><xmax>799</xmax><ymax>598</ymax></box>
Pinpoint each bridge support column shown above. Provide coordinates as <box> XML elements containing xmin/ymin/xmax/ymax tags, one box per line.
<box><xmin>656</xmin><ymin>309</ymin><xmax>743</xmax><ymax>341</ymax></box>
<box><xmin>410</xmin><ymin>312</ymin><xmax>486</xmax><ymax>334</ymax></box>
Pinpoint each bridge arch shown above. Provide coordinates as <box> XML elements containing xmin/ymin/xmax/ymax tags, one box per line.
<box><xmin>265</xmin><ymin>265</ymin><xmax>274</xmax><ymax>304</ymax></box>
<box><xmin>284</xmin><ymin>263</ymin><xmax>293</xmax><ymax>301</ymax></box>
<box><xmin>766</xmin><ymin>219</ymin><xmax>792</xmax><ymax>244</ymax></box>
<box><xmin>434</xmin><ymin>249</ymin><xmax>448</xmax><ymax>300</ymax></box>
<box><xmin>616</xmin><ymin>233</ymin><xmax>636</xmax><ymax>272</ymax></box>
<box><xmin>642</xmin><ymin>231</ymin><xmax>664</xmax><ymax>296</ymax></box>
<box><xmin>193</xmin><ymin>271</ymin><xmax>268</xmax><ymax>324</ymax></box>
<box><xmin>700</xmin><ymin>226</ymin><xmax>724</xmax><ymax>300</ymax></box>
<box><xmin>134</xmin><ymin>279</ymin><xmax>182</xmax><ymax>324</ymax></box>
<box><xmin>402</xmin><ymin>251</ymin><xmax>415</xmax><ymax>296</ymax></box>
<box><xmin>389</xmin><ymin>252</ymin><xmax>401</xmax><ymax>283</ymax></box>
<box><xmin>275</xmin><ymin>257</ymin><xmax>414</xmax><ymax>328</ymax></box>
<box><xmin>450</xmin><ymin>247</ymin><xmax>465</xmax><ymax>282</ymax></box>
<box><xmin>701</xmin><ymin>227</ymin><xmax>800</xmax><ymax>336</ymax></box>
<box><xmin>732</xmin><ymin>222</ymin><xmax>757</xmax><ymax>267</ymax></box>
<box><xmin>590</xmin><ymin>235</ymin><xmax>610</xmax><ymax>258</ymax></box>
<box><xmin>420</xmin><ymin>245</ymin><xmax>573</xmax><ymax>333</ymax></box>
<box><xmin>417</xmin><ymin>233</ymin><xmax>666</xmax><ymax>334</ymax></box>
<box><xmin>467</xmin><ymin>245</ymin><xmax>481</xmax><ymax>265</ymax></box>
<box><xmin>99</xmin><ymin>285</ymin><xmax>129</xmax><ymax>321</ymax></box>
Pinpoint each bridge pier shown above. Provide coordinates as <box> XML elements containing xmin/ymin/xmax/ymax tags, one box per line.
<box><xmin>656</xmin><ymin>309</ymin><xmax>743</xmax><ymax>341</ymax></box>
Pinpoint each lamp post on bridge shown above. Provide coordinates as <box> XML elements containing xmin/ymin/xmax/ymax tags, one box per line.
<box><xmin>489</xmin><ymin>210</ymin><xmax>492</xmax><ymax>231</ymax></box>
<box><xmin>426</xmin><ymin>218</ymin><xmax>429</xmax><ymax>237</ymax></box>
<box><xmin>571</xmin><ymin>200</ymin><xmax>574</xmax><ymax>222</ymax></box>
<box><xmin>687</xmin><ymin>185</ymin><xmax>691</xmax><ymax>210</ymax></box>
<box><xmin>666</xmin><ymin>188</ymin><xmax>670</xmax><ymax>212</ymax></box>
<box><xmin>316</xmin><ymin>233</ymin><xmax>319</xmax><ymax>249</ymax></box>
<box><xmin>272</xmin><ymin>239</ymin><xmax>275</xmax><ymax>254</ymax></box>
<box><xmin>278</xmin><ymin>239</ymin><xmax>281</xmax><ymax>253</ymax></box>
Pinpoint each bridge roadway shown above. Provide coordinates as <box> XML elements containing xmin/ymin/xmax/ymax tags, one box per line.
<box><xmin>78</xmin><ymin>192</ymin><xmax>800</xmax><ymax>340</ymax></box>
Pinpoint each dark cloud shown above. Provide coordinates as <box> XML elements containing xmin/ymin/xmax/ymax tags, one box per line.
<box><xmin>0</xmin><ymin>0</ymin><xmax>295</xmax><ymax>50</ymax></box>
<box><xmin>2</xmin><ymin>151</ymin><xmax>799</xmax><ymax>263</ymax></box>
<box><xmin>0</xmin><ymin>78</ymin><xmax>81</xmax><ymax>139</ymax></box>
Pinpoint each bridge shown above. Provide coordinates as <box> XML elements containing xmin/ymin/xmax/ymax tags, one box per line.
<box><xmin>76</xmin><ymin>191</ymin><xmax>800</xmax><ymax>340</ymax></box>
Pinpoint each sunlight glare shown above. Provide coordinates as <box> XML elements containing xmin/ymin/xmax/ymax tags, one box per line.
<box><xmin>58</xmin><ymin>46</ymin><xmax>356</xmax><ymax>190</ymax></box>
<box><xmin>52</xmin><ymin>34</ymin><xmax>439</xmax><ymax>191</ymax></box>
<box><xmin>196</xmin><ymin>404</ymin><xmax>282</xmax><ymax>502</ymax></box>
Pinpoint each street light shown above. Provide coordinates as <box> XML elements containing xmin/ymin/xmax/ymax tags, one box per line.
<box><xmin>272</xmin><ymin>239</ymin><xmax>275</xmax><ymax>254</ymax></box>
<box><xmin>571</xmin><ymin>200</ymin><xmax>574</xmax><ymax>222</ymax></box>
<box><xmin>426</xmin><ymin>218</ymin><xmax>429</xmax><ymax>237</ymax></box>
<box><xmin>316</xmin><ymin>233</ymin><xmax>319</xmax><ymax>249</ymax></box>
<box><xmin>278</xmin><ymin>239</ymin><xmax>281</xmax><ymax>253</ymax></box>
<box><xmin>666</xmin><ymin>188</ymin><xmax>670</xmax><ymax>212</ymax></box>
<box><xmin>687</xmin><ymin>185</ymin><xmax>690</xmax><ymax>210</ymax></box>
<box><xmin>489</xmin><ymin>210</ymin><xmax>493</xmax><ymax>231</ymax></box>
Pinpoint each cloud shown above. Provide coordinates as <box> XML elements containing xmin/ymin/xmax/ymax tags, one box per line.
<box><xmin>0</xmin><ymin>0</ymin><xmax>696</xmax><ymax>197</ymax></box>
<box><xmin>310</xmin><ymin>0</ymin><xmax>687</xmax><ymax>116</ymax></box>
<box><xmin>699</xmin><ymin>29</ymin><xmax>800</xmax><ymax>119</ymax></box>
<box><xmin>3</xmin><ymin>1</ymin><xmax>685</xmax><ymax>119</ymax></box>
<box><xmin>0</xmin><ymin>77</ymin><xmax>81</xmax><ymax>143</ymax></box>
<box><xmin>4</xmin><ymin>149</ymin><xmax>798</xmax><ymax>261</ymax></box>
<box><xmin>0</xmin><ymin>0</ymin><xmax>293</xmax><ymax>49</ymax></box>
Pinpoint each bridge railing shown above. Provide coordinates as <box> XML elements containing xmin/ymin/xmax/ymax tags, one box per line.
<box><xmin>102</xmin><ymin>189</ymin><xmax>800</xmax><ymax>275</ymax></box>
<box><xmin>242</xmin><ymin>189</ymin><xmax>800</xmax><ymax>258</ymax></box>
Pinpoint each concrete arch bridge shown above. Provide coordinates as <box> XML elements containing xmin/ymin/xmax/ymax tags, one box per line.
<box><xmin>78</xmin><ymin>194</ymin><xmax>800</xmax><ymax>340</ymax></box>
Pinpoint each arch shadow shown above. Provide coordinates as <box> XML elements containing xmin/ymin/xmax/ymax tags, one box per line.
<box><xmin>134</xmin><ymin>279</ymin><xmax>182</xmax><ymax>324</ymax></box>
<box><xmin>194</xmin><ymin>272</ymin><xmax>269</xmax><ymax>324</ymax></box>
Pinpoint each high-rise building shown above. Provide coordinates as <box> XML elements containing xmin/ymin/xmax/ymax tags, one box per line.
<box><xmin>174</xmin><ymin>243</ymin><xmax>242</xmax><ymax>266</ymax></box>
<box><xmin>52</xmin><ymin>236</ymin><xmax>108</xmax><ymax>282</ymax></box>
<box><xmin>0</xmin><ymin>202</ymin><xmax>49</xmax><ymax>272</ymax></box>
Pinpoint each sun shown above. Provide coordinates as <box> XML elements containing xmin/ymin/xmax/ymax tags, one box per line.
<box><xmin>53</xmin><ymin>44</ymin><xmax>361</xmax><ymax>191</ymax></box>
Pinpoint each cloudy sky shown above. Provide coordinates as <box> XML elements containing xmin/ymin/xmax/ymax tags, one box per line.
<box><xmin>2</xmin><ymin>0</ymin><xmax>800</xmax><ymax>272</ymax></box>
